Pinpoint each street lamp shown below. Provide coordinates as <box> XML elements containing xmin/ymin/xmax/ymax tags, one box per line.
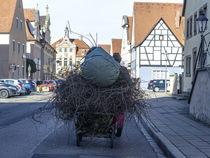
<box><xmin>196</xmin><ymin>11</ymin><xmax>208</xmax><ymax>69</ymax></box>
<box><xmin>196</xmin><ymin>11</ymin><xmax>208</xmax><ymax>33</ymax></box>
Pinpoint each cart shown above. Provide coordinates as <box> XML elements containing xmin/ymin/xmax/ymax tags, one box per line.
<box><xmin>75</xmin><ymin>112</ymin><xmax>116</xmax><ymax>148</ymax></box>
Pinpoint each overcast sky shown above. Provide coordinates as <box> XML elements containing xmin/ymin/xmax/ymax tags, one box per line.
<box><xmin>23</xmin><ymin>0</ymin><xmax>183</xmax><ymax>45</ymax></box>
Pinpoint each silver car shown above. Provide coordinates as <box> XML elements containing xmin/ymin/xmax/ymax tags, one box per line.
<box><xmin>0</xmin><ymin>83</ymin><xmax>18</xmax><ymax>98</ymax></box>
<box><xmin>0</xmin><ymin>79</ymin><xmax>26</xmax><ymax>95</ymax></box>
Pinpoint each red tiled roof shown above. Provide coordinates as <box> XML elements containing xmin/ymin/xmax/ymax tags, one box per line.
<box><xmin>112</xmin><ymin>39</ymin><xmax>122</xmax><ymax>54</ymax></box>
<box><xmin>134</xmin><ymin>2</ymin><xmax>184</xmax><ymax>46</ymax></box>
<box><xmin>0</xmin><ymin>0</ymin><xmax>17</xmax><ymax>33</ymax></box>
<box><xmin>52</xmin><ymin>38</ymin><xmax>89</xmax><ymax>49</ymax></box>
<box><xmin>24</xmin><ymin>9</ymin><xmax>35</xmax><ymax>22</ymax></box>
<box><xmin>98</xmin><ymin>44</ymin><xmax>111</xmax><ymax>54</ymax></box>
<box><xmin>25</xmin><ymin>20</ymin><xmax>35</xmax><ymax>40</ymax></box>
<box><xmin>128</xmin><ymin>16</ymin><xmax>133</xmax><ymax>44</ymax></box>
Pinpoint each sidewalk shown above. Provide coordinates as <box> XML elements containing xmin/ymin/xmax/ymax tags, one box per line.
<box><xmin>141</xmin><ymin>94</ymin><xmax>210</xmax><ymax>158</ymax></box>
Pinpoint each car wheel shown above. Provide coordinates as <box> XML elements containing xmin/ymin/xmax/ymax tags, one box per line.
<box><xmin>153</xmin><ymin>87</ymin><xmax>160</xmax><ymax>92</ymax></box>
<box><xmin>0</xmin><ymin>90</ymin><xmax>9</xmax><ymax>98</ymax></box>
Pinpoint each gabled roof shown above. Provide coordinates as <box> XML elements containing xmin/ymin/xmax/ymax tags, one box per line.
<box><xmin>98</xmin><ymin>44</ymin><xmax>111</xmax><ymax>54</ymax></box>
<box><xmin>24</xmin><ymin>9</ymin><xmax>35</xmax><ymax>22</ymax></box>
<box><xmin>51</xmin><ymin>38</ymin><xmax>90</xmax><ymax>50</ymax></box>
<box><xmin>25</xmin><ymin>20</ymin><xmax>35</xmax><ymax>41</ymax></box>
<box><xmin>128</xmin><ymin>16</ymin><xmax>133</xmax><ymax>44</ymax></box>
<box><xmin>0</xmin><ymin>0</ymin><xmax>17</xmax><ymax>33</ymax></box>
<box><xmin>112</xmin><ymin>39</ymin><xmax>122</xmax><ymax>54</ymax></box>
<box><xmin>134</xmin><ymin>2</ymin><xmax>184</xmax><ymax>47</ymax></box>
<box><xmin>24</xmin><ymin>9</ymin><xmax>35</xmax><ymax>41</ymax></box>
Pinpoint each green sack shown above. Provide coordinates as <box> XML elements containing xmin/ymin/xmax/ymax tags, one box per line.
<box><xmin>81</xmin><ymin>47</ymin><xmax>120</xmax><ymax>87</ymax></box>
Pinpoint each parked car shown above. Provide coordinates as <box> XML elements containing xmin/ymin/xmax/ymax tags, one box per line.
<box><xmin>0</xmin><ymin>79</ymin><xmax>26</xmax><ymax>95</ymax></box>
<box><xmin>20</xmin><ymin>79</ymin><xmax>36</xmax><ymax>93</ymax></box>
<box><xmin>148</xmin><ymin>79</ymin><xmax>170</xmax><ymax>92</ymax></box>
<box><xmin>39</xmin><ymin>80</ymin><xmax>56</xmax><ymax>91</ymax></box>
<box><xmin>0</xmin><ymin>82</ymin><xmax>18</xmax><ymax>98</ymax></box>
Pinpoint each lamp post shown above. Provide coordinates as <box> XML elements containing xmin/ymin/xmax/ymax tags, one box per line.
<box><xmin>196</xmin><ymin>11</ymin><xmax>208</xmax><ymax>69</ymax></box>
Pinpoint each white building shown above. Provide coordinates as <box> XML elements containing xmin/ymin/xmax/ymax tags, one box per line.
<box><xmin>131</xmin><ymin>2</ymin><xmax>185</xmax><ymax>89</ymax></box>
<box><xmin>52</xmin><ymin>27</ymin><xmax>89</xmax><ymax>77</ymax></box>
<box><xmin>121</xmin><ymin>16</ymin><xmax>133</xmax><ymax>70</ymax></box>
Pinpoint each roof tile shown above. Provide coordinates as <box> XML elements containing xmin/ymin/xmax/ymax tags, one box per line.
<box><xmin>134</xmin><ymin>2</ymin><xmax>184</xmax><ymax>46</ymax></box>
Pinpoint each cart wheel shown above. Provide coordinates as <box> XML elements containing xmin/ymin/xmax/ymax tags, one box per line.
<box><xmin>110</xmin><ymin>130</ymin><xmax>114</xmax><ymax>149</ymax></box>
<box><xmin>76</xmin><ymin>134</ymin><xmax>81</xmax><ymax>146</ymax></box>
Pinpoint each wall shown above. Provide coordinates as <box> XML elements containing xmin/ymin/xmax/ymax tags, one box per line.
<box><xmin>139</xmin><ymin>66</ymin><xmax>183</xmax><ymax>89</ymax></box>
<box><xmin>190</xmin><ymin>70</ymin><xmax>210</xmax><ymax>124</ymax></box>
<box><xmin>9</xmin><ymin>0</ymin><xmax>26</xmax><ymax>79</ymax></box>
<box><xmin>0</xmin><ymin>45</ymin><xmax>9</xmax><ymax>78</ymax></box>
<box><xmin>183</xmin><ymin>0</ymin><xmax>210</xmax><ymax>92</ymax></box>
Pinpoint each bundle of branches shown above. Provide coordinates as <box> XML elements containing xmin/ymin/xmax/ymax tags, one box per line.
<box><xmin>34</xmin><ymin>71</ymin><xmax>147</xmax><ymax>134</ymax></box>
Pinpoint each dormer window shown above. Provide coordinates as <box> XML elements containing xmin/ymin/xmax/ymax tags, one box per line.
<box><xmin>82</xmin><ymin>49</ymin><xmax>85</xmax><ymax>56</ymax></box>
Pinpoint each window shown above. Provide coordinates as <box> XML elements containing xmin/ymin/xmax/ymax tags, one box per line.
<box><xmin>16</xmin><ymin>17</ymin><xmax>18</xmax><ymax>29</ymax></box>
<box><xmin>12</xmin><ymin>40</ymin><xmax>15</xmax><ymax>53</ymax></box>
<box><xmin>17</xmin><ymin>66</ymin><xmax>20</xmax><ymax>79</ymax></box>
<box><xmin>59</xmin><ymin>58</ymin><xmax>62</xmax><ymax>66</ymax></box>
<box><xmin>20</xmin><ymin>20</ymin><xmax>23</xmax><ymax>30</ymax></box>
<box><xmin>22</xmin><ymin>66</ymin><xmax>24</xmax><ymax>78</ymax></box>
<box><xmin>64</xmin><ymin>48</ymin><xmax>67</xmax><ymax>52</ymax></box>
<box><xmin>82</xmin><ymin>49</ymin><xmax>85</xmax><ymax>56</ymax></box>
<box><xmin>186</xmin><ymin>56</ymin><xmax>191</xmax><ymax>77</ymax></box>
<box><xmin>22</xmin><ymin>44</ymin><xmax>24</xmax><ymax>54</ymax></box>
<box><xmin>76</xmin><ymin>61</ymin><xmax>80</xmax><ymax>66</ymax></box>
<box><xmin>190</xmin><ymin>17</ymin><xmax>192</xmax><ymax>37</ymax></box>
<box><xmin>187</xmin><ymin>19</ymin><xmax>189</xmax><ymax>39</ymax></box>
<box><xmin>194</xmin><ymin>13</ymin><xmax>197</xmax><ymax>36</ymax></box>
<box><xmin>192</xmin><ymin>47</ymin><xmax>197</xmax><ymax>77</ymax></box>
<box><xmin>17</xmin><ymin>43</ymin><xmax>20</xmax><ymax>54</ymax></box>
<box><xmin>64</xmin><ymin>58</ymin><xmax>67</xmax><ymax>67</ymax></box>
<box><xmin>59</xmin><ymin>48</ymin><xmax>62</xmax><ymax>52</ymax></box>
<box><xmin>69</xmin><ymin>58</ymin><xmax>72</xmax><ymax>66</ymax></box>
<box><xmin>70</xmin><ymin>48</ymin><xmax>72</xmax><ymax>52</ymax></box>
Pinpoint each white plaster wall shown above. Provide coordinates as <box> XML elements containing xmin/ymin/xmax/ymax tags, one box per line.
<box><xmin>190</xmin><ymin>70</ymin><xmax>210</xmax><ymax>124</ymax></box>
<box><xmin>0</xmin><ymin>34</ymin><xmax>10</xmax><ymax>44</ymax></box>
<box><xmin>184</xmin><ymin>0</ymin><xmax>210</xmax><ymax>92</ymax></box>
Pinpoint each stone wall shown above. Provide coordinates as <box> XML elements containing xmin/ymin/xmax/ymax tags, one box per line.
<box><xmin>190</xmin><ymin>70</ymin><xmax>210</xmax><ymax>124</ymax></box>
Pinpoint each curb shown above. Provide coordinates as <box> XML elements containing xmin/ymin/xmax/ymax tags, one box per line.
<box><xmin>140</xmin><ymin>115</ymin><xmax>186</xmax><ymax>158</ymax></box>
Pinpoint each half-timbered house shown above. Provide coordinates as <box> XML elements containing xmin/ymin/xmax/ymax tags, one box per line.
<box><xmin>131</xmin><ymin>2</ymin><xmax>185</xmax><ymax>89</ymax></box>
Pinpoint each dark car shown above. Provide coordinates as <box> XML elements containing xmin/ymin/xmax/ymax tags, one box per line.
<box><xmin>20</xmin><ymin>79</ymin><xmax>36</xmax><ymax>94</ymax></box>
<box><xmin>0</xmin><ymin>83</ymin><xmax>18</xmax><ymax>98</ymax></box>
<box><xmin>148</xmin><ymin>79</ymin><xmax>170</xmax><ymax>92</ymax></box>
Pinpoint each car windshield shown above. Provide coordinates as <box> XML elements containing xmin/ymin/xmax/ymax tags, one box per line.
<box><xmin>43</xmin><ymin>81</ymin><xmax>49</xmax><ymax>84</ymax></box>
<box><xmin>48</xmin><ymin>81</ymin><xmax>53</xmax><ymax>84</ymax></box>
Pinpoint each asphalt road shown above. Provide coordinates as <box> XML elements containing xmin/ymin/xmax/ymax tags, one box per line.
<box><xmin>32</xmin><ymin>118</ymin><xmax>161</xmax><ymax>158</ymax></box>
<box><xmin>0</xmin><ymin>91</ymin><xmax>167</xmax><ymax>158</ymax></box>
<box><xmin>0</xmin><ymin>92</ymin><xmax>52</xmax><ymax>128</ymax></box>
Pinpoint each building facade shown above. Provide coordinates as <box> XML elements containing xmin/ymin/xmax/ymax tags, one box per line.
<box><xmin>24</xmin><ymin>5</ymin><xmax>56</xmax><ymax>81</ymax></box>
<box><xmin>24</xmin><ymin>8</ymin><xmax>42</xmax><ymax>81</ymax></box>
<box><xmin>131</xmin><ymin>2</ymin><xmax>185</xmax><ymax>89</ymax></box>
<box><xmin>182</xmin><ymin>0</ymin><xmax>210</xmax><ymax>92</ymax></box>
<box><xmin>52</xmin><ymin>27</ymin><xmax>89</xmax><ymax>78</ymax></box>
<box><xmin>121</xmin><ymin>16</ymin><xmax>133</xmax><ymax>70</ymax></box>
<box><xmin>183</xmin><ymin>0</ymin><xmax>210</xmax><ymax>124</ymax></box>
<box><xmin>0</xmin><ymin>0</ymin><xmax>27</xmax><ymax>79</ymax></box>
